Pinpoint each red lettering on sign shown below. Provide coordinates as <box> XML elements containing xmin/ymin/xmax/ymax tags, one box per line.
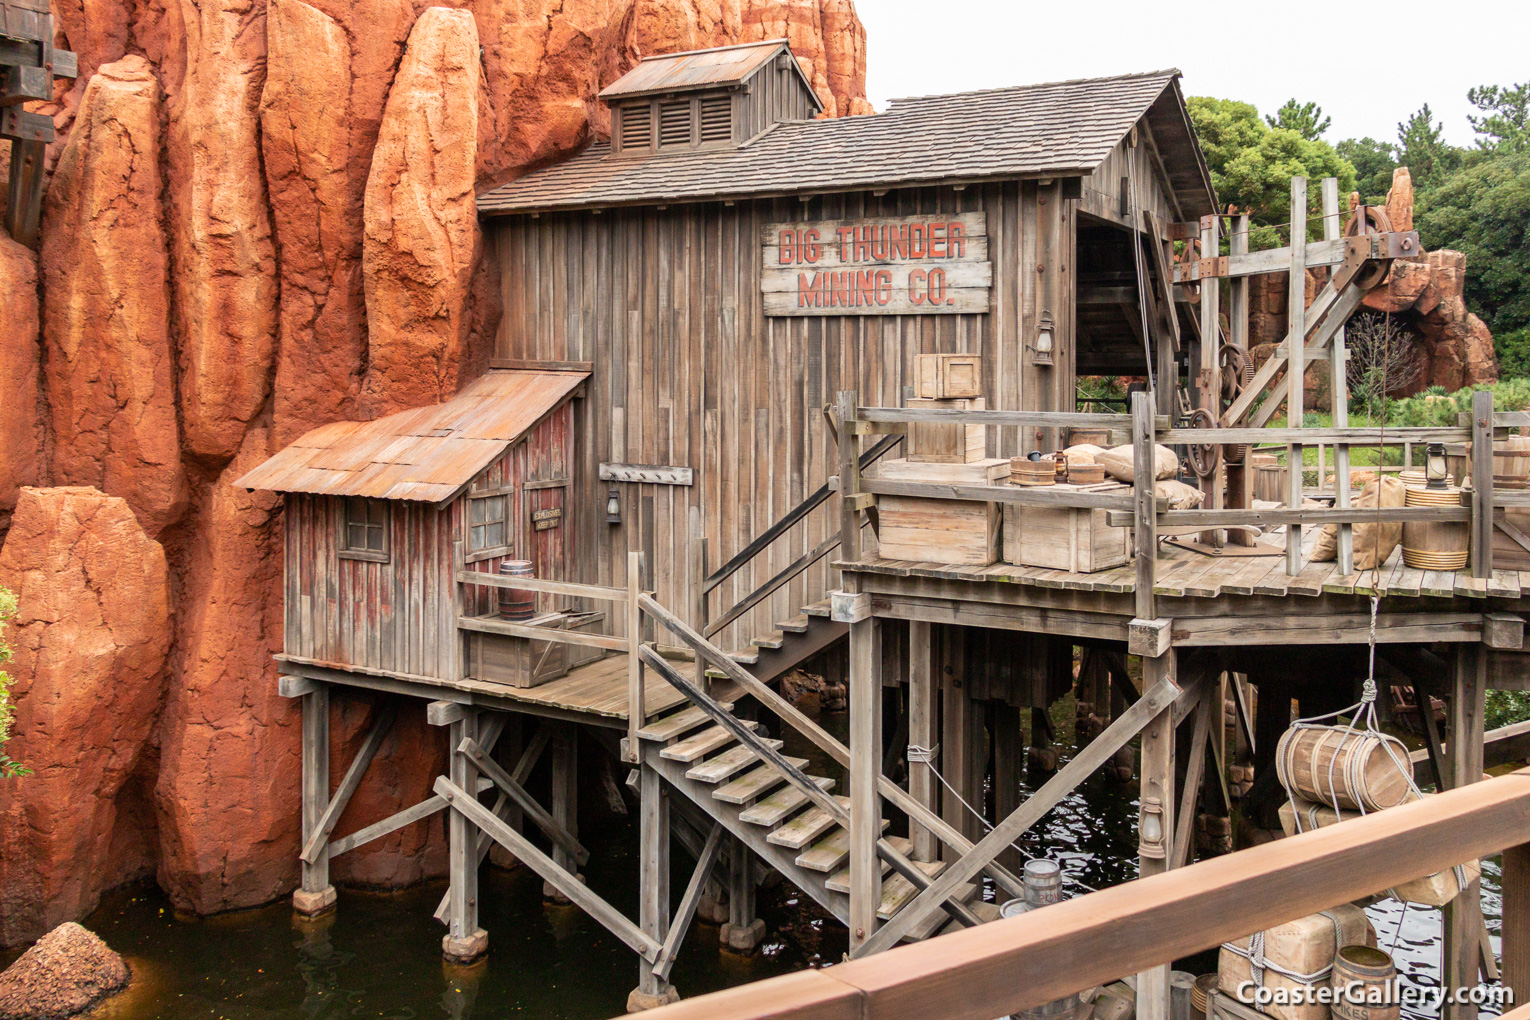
<box><xmin>779</xmin><ymin>229</ymin><xmax>795</xmax><ymax>265</ymax></box>
<box><xmin>870</xmin><ymin>225</ymin><xmax>889</xmax><ymax>261</ymax></box>
<box><xmin>909</xmin><ymin>268</ymin><xmax>927</xmax><ymax>305</ymax></box>
<box><xmin>928</xmin><ymin>223</ymin><xmax>946</xmax><ymax>259</ymax></box>
<box><xmin>889</xmin><ymin>225</ymin><xmax>909</xmax><ymax>260</ymax></box>
<box><xmin>803</xmin><ymin>228</ymin><xmax>821</xmax><ymax>264</ymax></box>
<box><xmin>910</xmin><ymin>225</ymin><xmax>925</xmax><ymax>259</ymax></box>
<box><xmin>857</xmin><ymin>269</ymin><xmax>877</xmax><ymax>304</ymax></box>
<box><xmin>836</xmin><ymin>227</ymin><xmax>854</xmax><ymax>263</ymax></box>
<box><xmin>948</xmin><ymin>220</ymin><xmax>966</xmax><ymax>258</ymax></box>
<box><xmin>874</xmin><ymin>270</ymin><xmax>892</xmax><ymax>304</ymax></box>
<box><xmin>798</xmin><ymin>272</ymin><xmax>824</xmax><ymax>307</ymax></box>
<box><xmin>929</xmin><ymin>267</ymin><xmax>947</xmax><ymax>305</ymax></box>
<box><xmin>830</xmin><ymin>270</ymin><xmax>850</xmax><ymax>307</ymax></box>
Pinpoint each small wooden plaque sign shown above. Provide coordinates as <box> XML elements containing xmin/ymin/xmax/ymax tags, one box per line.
<box><xmin>532</xmin><ymin>507</ymin><xmax>562</xmax><ymax>531</ymax></box>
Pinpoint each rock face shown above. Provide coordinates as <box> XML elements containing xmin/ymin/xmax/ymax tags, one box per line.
<box><xmin>360</xmin><ymin>7</ymin><xmax>482</xmax><ymax>416</ymax></box>
<box><xmin>0</xmin><ymin>237</ymin><xmax>42</xmax><ymax>528</ymax></box>
<box><xmin>0</xmin><ymin>0</ymin><xmax>867</xmax><ymax>945</ymax></box>
<box><xmin>40</xmin><ymin>56</ymin><xmax>187</xmax><ymax>537</ymax></box>
<box><xmin>0</xmin><ymin>488</ymin><xmax>171</xmax><ymax>946</ymax></box>
<box><xmin>0</xmin><ymin>923</ymin><xmax>130</xmax><ymax>1020</ymax></box>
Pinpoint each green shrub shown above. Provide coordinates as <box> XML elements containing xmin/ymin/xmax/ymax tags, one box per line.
<box><xmin>1385</xmin><ymin>379</ymin><xmax>1530</xmax><ymax>428</ymax></box>
<box><xmin>1493</xmin><ymin>327</ymin><xmax>1530</xmax><ymax>380</ymax></box>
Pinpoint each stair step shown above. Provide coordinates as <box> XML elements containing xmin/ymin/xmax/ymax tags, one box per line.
<box><xmin>795</xmin><ymin>818</ymin><xmax>890</xmax><ymax>872</ymax></box>
<box><xmin>804</xmin><ymin>599</ymin><xmax>833</xmax><ymax>618</ymax></box>
<box><xmin>738</xmin><ymin>777</ymin><xmax>835</xmax><ymax>827</ymax></box>
<box><xmin>638</xmin><ymin>703</ymin><xmax>733</xmax><ymax>743</ymax></box>
<box><xmin>879</xmin><ymin>861</ymin><xmax>975</xmax><ymax>921</ymax></box>
<box><xmin>825</xmin><ymin>837</ymin><xmax>909</xmax><ymax>894</ymax></box>
<box><xmin>660</xmin><ymin>722</ymin><xmax>757</xmax><ymax>764</ymax></box>
<box><xmin>752</xmin><ymin>632</ymin><xmax>785</xmax><ymax>650</ymax></box>
<box><xmin>729</xmin><ymin>649</ymin><xmax>760</xmax><ymax>665</ymax></box>
<box><xmin>685</xmin><ymin>740</ymin><xmax>784</xmax><ymax>784</ymax></box>
<box><xmin>767</xmin><ymin>796</ymin><xmax>850</xmax><ymax>850</ymax></box>
<box><xmin>776</xmin><ymin>616</ymin><xmax>811</xmax><ymax>634</ymax></box>
<box><xmin>712</xmin><ymin>759</ymin><xmax>807</xmax><ymax>805</ymax></box>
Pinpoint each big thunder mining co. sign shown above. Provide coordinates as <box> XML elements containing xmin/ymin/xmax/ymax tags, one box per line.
<box><xmin>762</xmin><ymin>212</ymin><xmax>992</xmax><ymax>316</ymax></box>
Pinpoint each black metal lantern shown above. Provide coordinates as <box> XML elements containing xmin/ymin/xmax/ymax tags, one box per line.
<box><xmin>1032</xmin><ymin>310</ymin><xmax>1055</xmax><ymax>367</ymax></box>
<box><xmin>1425</xmin><ymin>443</ymin><xmax>1448</xmax><ymax>490</ymax></box>
<box><xmin>605</xmin><ymin>487</ymin><xmax>622</xmax><ymax>524</ymax></box>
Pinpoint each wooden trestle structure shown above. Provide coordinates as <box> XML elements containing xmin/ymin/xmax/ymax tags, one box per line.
<box><xmin>238</xmin><ymin>41</ymin><xmax>1530</xmax><ymax>1020</ymax></box>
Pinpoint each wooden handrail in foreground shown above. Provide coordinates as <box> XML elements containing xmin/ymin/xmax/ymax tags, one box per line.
<box><xmin>621</xmin><ymin>770</ymin><xmax>1530</xmax><ymax>1020</ymax></box>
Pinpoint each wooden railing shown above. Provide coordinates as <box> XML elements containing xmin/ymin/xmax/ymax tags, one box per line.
<box><xmin>618</xmin><ymin>769</ymin><xmax>1530</xmax><ymax>1020</ymax></box>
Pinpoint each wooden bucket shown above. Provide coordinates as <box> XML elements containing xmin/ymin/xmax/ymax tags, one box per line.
<box><xmin>1330</xmin><ymin>945</ymin><xmax>1398</xmax><ymax>1020</ymax></box>
<box><xmin>1275</xmin><ymin>726</ymin><xmax>1414</xmax><ymax>811</ymax></box>
<box><xmin>1191</xmin><ymin>974</ymin><xmax>1218</xmax><ymax>1020</ymax></box>
<box><xmin>1012</xmin><ymin>458</ymin><xmax>1056</xmax><ymax>486</ymax></box>
<box><xmin>497</xmin><ymin>559</ymin><xmax>536</xmax><ymax>620</ymax></box>
<box><xmin>1069</xmin><ymin>428</ymin><xmax>1110</xmax><ymax>448</ymax></box>
<box><xmin>1401</xmin><ymin>485</ymin><xmax>1468</xmax><ymax>570</ymax></box>
<box><xmin>1067</xmin><ymin>464</ymin><xmax>1106</xmax><ymax>485</ymax></box>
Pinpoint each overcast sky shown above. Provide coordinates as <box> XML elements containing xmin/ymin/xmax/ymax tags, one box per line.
<box><xmin>858</xmin><ymin>0</ymin><xmax>1527</xmax><ymax>148</ymax></box>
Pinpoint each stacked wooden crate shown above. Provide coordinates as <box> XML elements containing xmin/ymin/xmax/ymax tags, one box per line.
<box><xmin>875</xmin><ymin>355</ymin><xmax>1005</xmax><ymax>566</ymax></box>
<box><xmin>1001</xmin><ymin>481</ymin><xmax>1132</xmax><ymax>573</ymax></box>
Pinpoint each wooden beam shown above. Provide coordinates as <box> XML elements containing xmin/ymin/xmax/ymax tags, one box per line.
<box><xmin>1473</xmin><ymin>389</ymin><xmax>1495</xmax><ymax>577</ymax></box>
<box><xmin>856</xmin><ymin>677</ymin><xmax>1180</xmax><ymax>957</ymax></box>
<box><xmin>1172</xmin><ymin>613</ymin><xmax>1485</xmax><ymax>647</ymax></box>
<box><xmin>458</xmin><ymin>736</ymin><xmax>589</xmax><ymax>866</ymax></box>
<box><xmin>637</xmin><ymin>762</ymin><xmax>673</xmax><ymax>992</ymax></box>
<box><xmin>487</xmin><ymin>357</ymin><xmax>593</xmax><ymax>373</ymax></box>
<box><xmin>850</xmin><ymin>616</ymin><xmax>883</xmax><ymax>952</ymax></box>
<box><xmin>908</xmin><ymin>621</ymin><xmax>937</xmax><ymax>862</ymax></box>
<box><xmin>1172</xmin><ymin>691</ymin><xmax>1213</xmax><ymax>870</ymax></box>
<box><xmin>298</xmin><ymin>684</ymin><xmax>331</xmax><ymax>903</ymax></box>
<box><xmin>1445</xmin><ymin>644</ymin><xmax>1488</xmax><ymax>1020</ymax></box>
<box><xmin>1505</xmin><ymin>842</ymin><xmax>1530</xmax><ymax>1005</ymax></box>
<box><xmin>299</xmin><ymin>702</ymin><xmax>397</xmax><ymax>863</ymax></box>
<box><xmin>1107</xmin><ymin>505</ymin><xmax>1471</xmax><ymax>528</ymax></box>
<box><xmin>1133</xmin><ymin>392</ymin><xmax>1157</xmax><ymax>619</ymax></box>
<box><xmin>436</xmin><ymin>775</ymin><xmax>661</xmax><ymax>960</ymax></box>
<box><xmin>653</xmin><ymin>821</ymin><xmax>725</xmax><ymax>982</ymax></box>
<box><xmin>442</xmin><ymin>709</ymin><xmax>483</xmax><ymax>958</ymax></box>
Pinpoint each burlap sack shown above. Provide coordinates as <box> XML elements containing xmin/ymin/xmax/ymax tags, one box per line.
<box><xmin>1061</xmin><ymin>444</ymin><xmax>1104</xmax><ymax>466</ymax></box>
<box><xmin>1096</xmin><ymin>444</ymin><xmax>1179</xmax><ymax>483</ymax></box>
<box><xmin>1155</xmin><ymin>479</ymin><xmax>1205</xmax><ymax>509</ymax></box>
<box><xmin>1311</xmin><ymin>475</ymin><xmax>1405</xmax><ymax>569</ymax></box>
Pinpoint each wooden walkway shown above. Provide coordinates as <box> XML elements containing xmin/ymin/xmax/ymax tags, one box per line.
<box><xmin>470</xmin><ymin>652</ymin><xmax>701</xmax><ymax>721</ymax></box>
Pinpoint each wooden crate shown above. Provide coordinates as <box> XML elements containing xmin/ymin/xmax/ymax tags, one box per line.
<box><xmin>877</xmin><ymin>494</ymin><xmax>999</xmax><ymax>566</ymax></box>
<box><xmin>870</xmin><ymin>456</ymin><xmax>1008</xmax><ymax>485</ymax></box>
<box><xmin>469</xmin><ymin>611</ymin><xmax>608</xmax><ymax>688</ymax></box>
<box><xmin>907</xmin><ymin>396</ymin><xmax>986</xmax><ymax>464</ymax></box>
<box><xmin>913</xmin><ymin>353</ymin><xmax>982</xmax><ymax>399</ymax></box>
<box><xmin>1002</xmin><ymin>483</ymin><xmax>1131</xmax><ymax>572</ymax></box>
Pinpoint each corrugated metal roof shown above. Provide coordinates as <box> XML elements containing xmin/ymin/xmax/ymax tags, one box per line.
<box><xmin>234</xmin><ymin>370</ymin><xmax>588</xmax><ymax>503</ymax></box>
<box><xmin>479</xmin><ymin>71</ymin><xmax>1202</xmax><ymax>216</ymax></box>
<box><xmin>598</xmin><ymin>39</ymin><xmax>812</xmax><ymax>103</ymax></box>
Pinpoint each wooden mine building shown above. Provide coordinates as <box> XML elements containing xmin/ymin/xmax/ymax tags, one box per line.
<box><xmin>239</xmin><ymin>39</ymin><xmax>1528</xmax><ymax>1019</ymax></box>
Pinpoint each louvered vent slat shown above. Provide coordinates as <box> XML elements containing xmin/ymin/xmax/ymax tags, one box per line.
<box><xmin>658</xmin><ymin>100</ymin><xmax>691</xmax><ymax>148</ymax></box>
<box><xmin>620</xmin><ymin>105</ymin><xmax>651</xmax><ymax>150</ymax></box>
<box><xmin>699</xmin><ymin>96</ymin><xmax>731</xmax><ymax>144</ymax></box>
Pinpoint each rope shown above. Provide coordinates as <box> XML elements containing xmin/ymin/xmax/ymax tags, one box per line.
<box><xmin>1224</xmin><ymin>909</ymin><xmax>1351</xmax><ymax>988</ymax></box>
<box><xmin>908</xmin><ymin>744</ymin><xmax>1101</xmax><ymax>895</ymax></box>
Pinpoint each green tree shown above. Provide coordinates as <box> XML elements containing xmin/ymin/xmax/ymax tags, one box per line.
<box><xmin>1417</xmin><ymin>151</ymin><xmax>1530</xmax><ymax>342</ymax></box>
<box><xmin>1468</xmin><ymin>82</ymin><xmax>1530</xmax><ymax>153</ymax></box>
<box><xmin>1397</xmin><ymin>104</ymin><xmax>1462</xmax><ymax>189</ymax></box>
<box><xmin>1335</xmin><ymin>136</ymin><xmax>1397</xmax><ymax>203</ymax></box>
<box><xmin>1266</xmin><ymin>99</ymin><xmax>1331</xmax><ymax>140</ymax></box>
<box><xmin>0</xmin><ymin>586</ymin><xmax>26</xmax><ymax>779</ymax></box>
<box><xmin>1188</xmin><ymin>96</ymin><xmax>1356</xmax><ymax>236</ymax></box>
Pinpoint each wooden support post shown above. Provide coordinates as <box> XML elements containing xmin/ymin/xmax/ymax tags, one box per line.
<box><xmin>627</xmin><ymin>549</ymin><xmax>645</xmax><ymax>762</ymax></box>
<box><xmin>1286</xmin><ymin>177</ymin><xmax>1308</xmax><ymax>576</ymax></box>
<box><xmin>631</xmin><ymin>762</ymin><xmax>678</xmax><ymax>1010</ymax></box>
<box><xmin>993</xmin><ymin>702</ymin><xmax>1025</xmax><ymax>876</ymax></box>
<box><xmin>546</xmin><ymin>724</ymin><xmax>581</xmax><ymax>902</ymax></box>
<box><xmin>1133</xmin><ymin>391</ymin><xmax>1157</xmax><ymax>617</ymax></box>
<box><xmin>443</xmin><ymin>708</ymin><xmax>486</xmax><ymax>963</ymax></box>
<box><xmin>849</xmin><ymin>614</ymin><xmax>883</xmax><ymax>954</ymax></box>
<box><xmin>1226</xmin><ymin>214</ymin><xmax>1255</xmax><ymax>547</ymax></box>
<box><xmin>941</xmin><ymin>630</ymin><xmax>980</xmax><ymax>848</ymax></box>
<box><xmin>1504</xmin><ymin>842</ymin><xmax>1530</xmax><ymax>1004</ymax></box>
<box><xmin>1198</xmin><ymin>215</ymin><xmax>1223</xmax><ymax>547</ymax></box>
<box><xmin>1444</xmin><ymin>642</ymin><xmax>1486</xmax><ymax>1020</ymax></box>
<box><xmin>1322</xmin><ymin>179</ymin><xmax>1354</xmax><ymax>574</ymax></box>
<box><xmin>1472</xmin><ymin>390</ymin><xmax>1494</xmax><ymax>578</ymax></box>
<box><xmin>1137</xmin><ymin>650</ymin><xmax>1178</xmax><ymax>1020</ymax></box>
<box><xmin>294</xmin><ymin>683</ymin><xmax>335</xmax><ymax>916</ymax></box>
<box><xmin>721</xmin><ymin>838</ymin><xmax>763</xmax><ymax>953</ymax></box>
<box><xmin>908</xmin><ymin>620</ymin><xmax>938</xmax><ymax>863</ymax></box>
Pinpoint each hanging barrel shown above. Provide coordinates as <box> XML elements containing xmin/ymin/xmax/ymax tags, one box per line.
<box><xmin>1275</xmin><ymin>726</ymin><xmax>1414</xmax><ymax>812</ymax></box>
<box><xmin>1401</xmin><ymin>484</ymin><xmax>1468</xmax><ymax>570</ymax></box>
<box><xmin>1330</xmin><ymin>945</ymin><xmax>1398</xmax><ymax>1020</ymax></box>
<box><xmin>497</xmin><ymin>559</ymin><xmax>536</xmax><ymax>620</ymax></box>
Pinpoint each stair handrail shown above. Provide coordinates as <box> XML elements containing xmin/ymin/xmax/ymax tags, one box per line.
<box><xmin>638</xmin><ymin>592</ymin><xmax>1025</xmax><ymax>902</ymax></box>
<box><xmin>699</xmin><ymin>434</ymin><xmax>902</xmax><ymax>641</ymax></box>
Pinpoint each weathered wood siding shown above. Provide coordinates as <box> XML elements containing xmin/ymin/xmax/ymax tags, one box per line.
<box><xmin>737</xmin><ymin>58</ymin><xmax>818</xmax><ymax>142</ymax></box>
<box><xmin>1078</xmin><ymin>135</ymin><xmax>1178</xmax><ymax>231</ymax></box>
<box><xmin>490</xmin><ymin>182</ymin><xmax>1075</xmax><ymax>650</ymax></box>
<box><xmin>282</xmin><ymin>403</ymin><xmax>575</xmax><ymax>681</ymax></box>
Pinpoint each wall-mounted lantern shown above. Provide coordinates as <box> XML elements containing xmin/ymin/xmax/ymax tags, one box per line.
<box><xmin>1138</xmin><ymin>795</ymin><xmax>1166</xmax><ymax>859</ymax></box>
<box><xmin>1032</xmin><ymin>311</ymin><xmax>1055</xmax><ymax>367</ymax></box>
<box><xmin>605</xmin><ymin>488</ymin><xmax>622</xmax><ymax>524</ymax></box>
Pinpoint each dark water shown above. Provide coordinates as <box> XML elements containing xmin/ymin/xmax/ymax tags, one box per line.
<box><xmin>21</xmin><ymin>698</ymin><xmax>1501</xmax><ymax>1019</ymax></box>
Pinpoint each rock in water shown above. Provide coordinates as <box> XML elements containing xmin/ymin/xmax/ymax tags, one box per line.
<box><xmin>0</xmin><ymin>923</ymin><xmax>129</xmax><ymax>1019</ymax></box>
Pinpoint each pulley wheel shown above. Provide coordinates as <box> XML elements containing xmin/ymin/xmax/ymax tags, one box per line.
<box><xmin>1344</xmin><ymin>205</ymin><xmax>1396</xmax><ymax>291</ymax></box>
<box><xmin>1186</xmin><ymin>408</ymin><xmax>1222</xmax><ymax>478</ymax></box>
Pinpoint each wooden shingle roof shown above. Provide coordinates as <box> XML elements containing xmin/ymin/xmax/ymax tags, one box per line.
<box><xmin>597</xmin><ymin>39</ymin><xmax>817</xmax><ymax>107</ymax></box>
<box><xmin>479</xmin><ymin>70</ymin><xmax>1214</xmax><ymax>216</ymax></box>
<box><xmin>234</xmin><ymin>370</ymin><xmax>587</xmax><ymax>503</ymax></box>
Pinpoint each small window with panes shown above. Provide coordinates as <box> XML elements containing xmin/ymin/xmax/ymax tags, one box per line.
<box><xmin>338</xmin><ymin>497</ymin><xmax>389</xmax><ymax>562</ymax></box>
<box><xmin>466</xmin><ymin>458</ymin><xmax>514</xmax><ymax>561</ymax></box>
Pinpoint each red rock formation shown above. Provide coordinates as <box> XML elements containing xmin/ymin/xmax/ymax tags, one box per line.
<box><xmin>166</xmin><ymin>0</ymin><xmax>280</xmax><ymax>463</ymax></box>
<box><xmin>359</xmin><ymin>6</ymin><xmax>482</xmax><ymax>416</ymax></box>
<box><xmin>154</xmin><ymin>427</ymin><xmax>297</xmax><ymax>914</ymax></box>
<box><xmin>0</xmin><ymin>237</ymin><xmax>42</xmax><ymax>526</ymax></box>
<box><xmin>0</xmin><ymin>488</ymin><xmax>171</xmax><ymax>946</ymax></box>
<box><xmin>40</xmin><ymin>56</ymin><xmax>187</xmax><ymax>537</ymax></box>
<box><xmin>0</xmin><ymin>0</ymin><xmax>868</xmax><ymax>943</ymax></box>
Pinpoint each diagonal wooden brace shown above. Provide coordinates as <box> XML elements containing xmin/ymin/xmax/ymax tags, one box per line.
<box><xmin>854</xmin><ymin>677</ymin><xmax>1181</xmax><ymax>957</ymax></box>
<box><xmin>652</xmin><ymin>821</ymin><xmax>725</xmax><ymax>982</ymax></box>
<box><xmin>459</xmin><ymin>736</ymin><xmax>590</xmax><ymax>867</ymax></box>
<box><xmin>300</xmin><ymin>702</ymin><xmax>397</xmax><ymax>864</ymax></box>
<box><xmin>434</xmin><ymin>776</ymin><xmax>661</xmax><ymax>961</ymax></box>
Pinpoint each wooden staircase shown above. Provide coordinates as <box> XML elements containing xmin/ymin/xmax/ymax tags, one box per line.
<box><xmin>720</xmin><ymin>597</ymin><xmax>845</xmax><ymax>681</ymax></box>
<box><xmin>637</xmin><ymin>699</ymin><xmax>995</xmax><ymax>940</ymax></box>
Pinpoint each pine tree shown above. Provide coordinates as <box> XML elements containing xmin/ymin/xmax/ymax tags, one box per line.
<box><xmin>1266</xmin><ymin>99</ymin><xmax>1331</xmax><ymax>141</ymax></box>
<box><xmin>1396</xmin><ymin>104</ymin><xmax>1461</xmax><ymax>188</ymax></box>
<box><xmin>1468</xmin><ymin>83</ymin><xmax>1530</xmax><ymax>153</ymax></box>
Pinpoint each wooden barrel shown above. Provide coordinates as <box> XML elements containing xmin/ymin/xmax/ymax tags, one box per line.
<box><xmin>1069</xmin><ymin>428</ymin><xmax>1110</xmax><ymax>448</ymax></box>
<box><xmin>1330</xmin><ymin>944</ymin><xmax>1398</xmax><ymax>1020</ymax></box>
<box><xmin>1191</xmin><ymin>974</ymin><xmax>1218</xmax><ymax>1020</ymax></box>
<box><xmin>1401</xmin><ymin>484</ymin><xmax>1468</xmax><ymax>570</ymax></box>
<box><xmin>1067</xmin><ymin>464</ymin><xmax>1106</xmax><ymax>485</ymax></box>
<box><xmin>497</xmin><ymin>559</ymin><xmax>536</xmax><ymax>620</ymax></box>
<box><xmin>1275</xmin><ymin>726</ymin><xmax>1414</xmax><ymax>811</ymax></box>
<box><xmin>1012</xmin><ymin>458</ymin><xmax>1055</xmax><ymax>486</ymax></box>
